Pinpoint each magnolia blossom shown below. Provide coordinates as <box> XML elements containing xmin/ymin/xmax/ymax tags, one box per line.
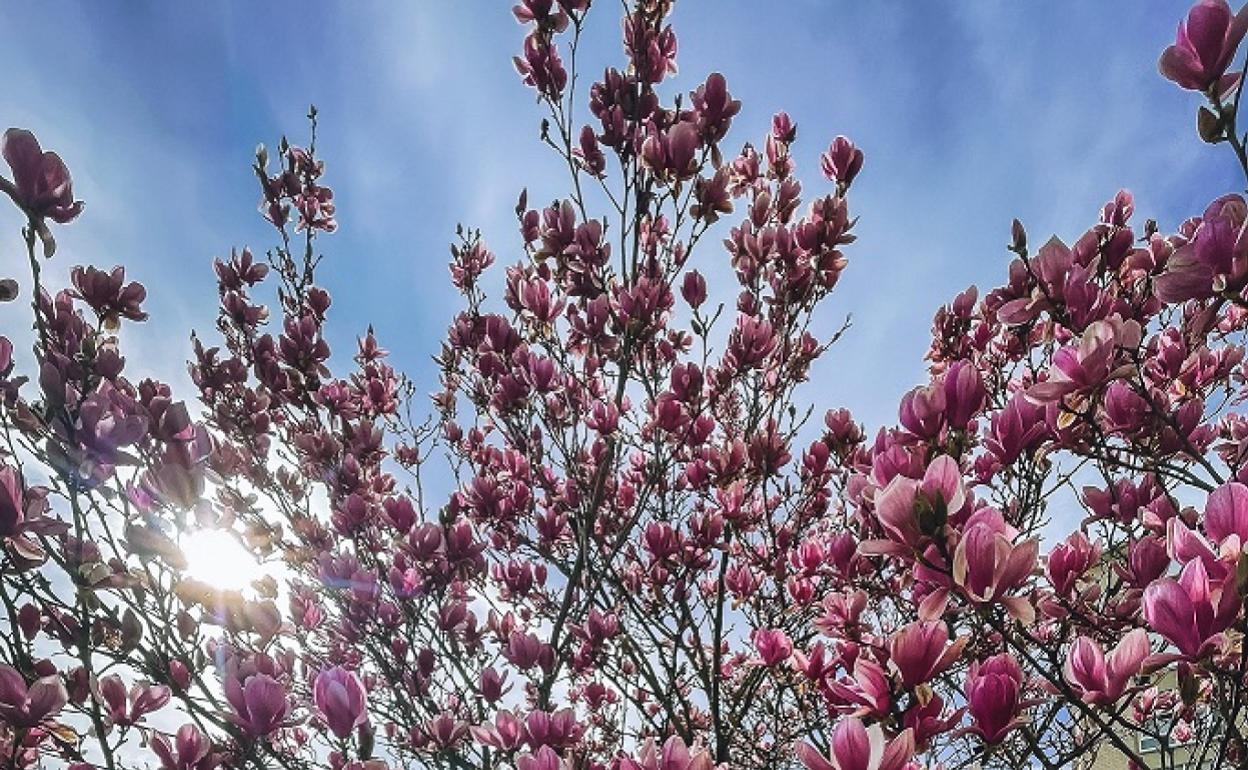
<box><xmin>0</xmin><ymin>128</ymin><xmax>83</xmax><ymax>256</ymax></box>
<box><xmin>965</xmin><ymin>654</ymin><xmax>1025</xmax><ymax>744</ymax></box>
<box><xmin>951</xmin><ymin>508</ymin><xmax>1039</xmax><ymax>622</ymax></box>
<box><xmin>1159</xmin><ymin>0</ymin><xmax>1248</xmax><ymax>91</ymax></box>
<box><xmin>151</xmin><ymin>724</ymin><xmax>218</xmax><ymax>770</ymax></box>
<box><xmin>1203</xmin><ymin>480</ymin><xmax>1248</xmax><ymax>550</ymax></box>
<box><xmin>224</xmin><ymin>674</ymin><xmax>289</xmax><ymax>737</ymax></box>
<box><xmin>887</xmin><ymin>621</ymin><xmax>966</xmax><ymax>690</ymax></box>
<box><xmin>796</xmin><ymin>718</ymin><xmax>915</xmax><ymax>770</ymax></box>
<box><xmin>619</xmin><ymin>736</ymin><xmax>714</xmax><ymax>770</ymax></box>
<box><xmin>866</xmin><ymin>455</ymin><xmax>965</xmax><ymax>553</ymax></box>
<box><xmin>313</xmin><ymin>666</ymin><xmax>368</xmax><ymax>739</ymax></box>
<box><xmin>1143</xmin><ymin>558</ymin><xmax>1239</xmax><ymax>658</ymax></box>
<box><xmin>0</xmin><ymin>665</ymin><xmax>67</xmax><ymax>728</ymax></box>
<box><xmin>755</xmin><ymin>628</ymin><xmax>794</xmax><ymax>667</ymax></box>
<box><xmin>1154</xmin><ymin>194</ymin><xmax>1248</xmax><ymax>302</ymax></box>
<box><xmin>1063</xmin><ymin>630</ymin><xmax>1150</xmax><ymax>705</ymax></box>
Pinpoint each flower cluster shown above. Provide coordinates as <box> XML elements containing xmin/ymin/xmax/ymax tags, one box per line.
<box><xmin>4</xmin><ymin>2</ymin><xmax>1248</xmax><ymax>770</ymax></box>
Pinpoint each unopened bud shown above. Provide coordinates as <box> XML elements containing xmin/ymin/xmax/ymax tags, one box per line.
<box><xmin>1198</xmin><ymin>106</ymin><xmax>1225</xmax><ymax>144</ymax></box>
<box><xmin>1010</xmin><ymin>219</ymin><xmax>1027</xmax><ymax>254</ymax></box>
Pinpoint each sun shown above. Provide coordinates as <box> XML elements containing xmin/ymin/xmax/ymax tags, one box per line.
<box><xmin>182</xmin><ymin>529</ymin><xmax>265</xmax><ymax>592</ymax></box>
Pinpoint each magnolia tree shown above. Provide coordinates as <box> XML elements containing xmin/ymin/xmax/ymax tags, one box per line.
<box><xmin>4</xmin><ymin>1</ymin><xmax>1248</xmax><ymax>769</ymax></box>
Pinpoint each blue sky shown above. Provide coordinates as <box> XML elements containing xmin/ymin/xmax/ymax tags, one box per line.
<box><xmin>0</xmin><ymin>1</ymin><xmax>1236</xmax><ymax>432</ymax></box>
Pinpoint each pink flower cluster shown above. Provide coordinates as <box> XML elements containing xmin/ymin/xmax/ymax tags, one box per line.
<box><xmin>3</xmin><ymin>2</ymin><xmax>1248</xmax><ymax>770</ymax></box>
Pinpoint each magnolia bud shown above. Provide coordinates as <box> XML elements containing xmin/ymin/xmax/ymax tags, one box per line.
<box><xmin>169</xmin><ymin>660</ymin><xmax>191</xmax><ymax>691</ymax></box>
<box><xmin>120</xmin><ymin>608</ymin><xmax>143</xmax><ymax>651</ymax></box>
<box><xmin>681</xmin><ymin>270</ymin><xmax>707</xmax><ymax>308</ymax></box>
<box><xmin>1010</xmin><ymin>219</ymin><xmax>1027</xmax><ymax>254</ymax></box>
<box><xmin>18</xmin><ymin>603</ymin><xmax>40</xmax><ymax>639</ymax></box>
<box><xmin>1198</xmin><ymin>106</ymin><xmax>1225</xmax><ymax>143</ymax></box>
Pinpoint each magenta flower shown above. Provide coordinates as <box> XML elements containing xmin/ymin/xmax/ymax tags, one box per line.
<box><xmin>755</xmin><ymin>628</ymin><xmax>794</xmax><ymax>667</ymax></box>
<box><xmin>70</xmin><ymin>265</ymin><xmax>148</xmax><ymax>325</ymax></box>
<box><xmin>224</xmin><ymin>674</ymin><xmax>290</xmax><ymax>738</ymax></box>
<box><xmin>1143</xmin><ymin>557</ymin><xmax>1239</xmax><ymax>658</ymax></box>
<box><xmin>471</xmin><ymin>709</ymin><xmax>525</xmax><ymax>751</ymax></box>
<box><xmin>313</xmin><ymin>666</ymin><xmax>368</xmax><ymax>739</ymax></box>
<box><xmin>619</xmin><ymin>735</ymin><xmax>714</xmax><ymax>770</ymax></box>
<box><xmin>867</xmin><ymin>454</ymin><xmax>965</xmax><ymax>553</ymax></box>
<box><xmin>1026</xmin><ymin>319</ymin><xmax>1140</xmax><ymax>404</ymax></box>
<box><xmin>1159</xmin><ymin>0</ymin><xmax>1248</xmax><ymax>91</ymax></box>
<box><xmin>0</xmin><ymin>128</ymin><xmax>84</xmax><ymax>257</ymax></box>
<box><xmin>1203</xmin><ymin>480</ymin><xmax>1248</xmax><ymax>548</ymax></box>
<box><xmin>820</xmin><ymin>136</ymin><xmax>864</xmax><ymax>189</ymax></box>
<box><xmin>985</xmin><ymin>392</ymin><xmax>1047</xmax><ymax>465</ymax></box>
<box><xmin>1063</xmin><ymin>630</ymin><xmax>1149</xmax><ymax>705</ymax></box>
<box><xmin>1116</xmin><ymin>535</ymin><xmax>1171</xmax><ymax>589</ymax></box>
<box><xmin>681</xmin><ymin>270</ymin><xmax>707</xmax><ymax>308</ymax></box>
<box><xmin>517</xmin><ymin>746</ymin><xmax>564</xmax><ymax>770</ymax></box>
<box><xmin>898</xmin><ymin>382</ymin><xmax>946</xmax><ymax>439</ymax></box>
<box><xmin>0</xmin><ymin>664</ymin><xmax>67</xmax><ymax>729</ymax></box>
<box><xmin>825</xmin><ymin>659</ymin><xmax>893</xmax><ymax>718</ymax></box>
<box><xmin>1154</xmin><ymin>194</ymin><xmax>1248</xmax><ymax>303</ymax></box>
<box><xmin>0</xmin><ymin>463</ymin><xmax>25</xmax><ymax>539</ymax></box>
<box><xmin>1</xmin><ymin>132</ymin><xmax>80</xmax><ymax>223</ymax></box>
<box><xmin>952</xmin><ymin>508</ymin><xmax>1039</xmax><ymax>622</ymax></box>
<box><xmin>965</xmin><ymin>654</ymin><xmax>1025</xmax><ymax>744</ymax></box>
<box><xmin>1045</xmin><ymin>531</ymin><xmax>1101</xmax><ymax>597</ymax></box>
<box><xmin>152</xmin><ymin>724</ymin><xmax>218</xmax><ymax>770</ymax></box>
<box><xmin>795</xmin><ymin>718</ymin><xmax>915</xmax><ymax>770</ymax></box>
<box><xmin>514</xmin><ymin>34</ymin><xmax>568</xmax><ymax>99</ymax></box>
<box><xmin>887</xmin><ymin>621</ymin><xmax>967</xmax><ymax>690</ymax></box>
<box><xmin>0</xmin><ymin>463</ymin><xmax>63</xmax><ymax>569</ymax></box>
<box><xmin>942</xmin><ymin>360</ymin><xmax>985</xmax><ymax>431</ymax></box>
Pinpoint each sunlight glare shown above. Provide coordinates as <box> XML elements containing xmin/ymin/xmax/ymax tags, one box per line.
<box><xmin>183</xmin><ymin>529</ymin><xmax>264</xmax><ymax>592</ymax></box>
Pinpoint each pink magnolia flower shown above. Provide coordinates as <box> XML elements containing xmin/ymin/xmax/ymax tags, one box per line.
<box><xmin>826</xmin><ymin>659</ymin><xmax>892</xmax><ymax>718</ymax></box>
<box><xmin>0</xmin><ymin>128</ymin><xmax>83</xmax><ymax>256</ymax></box>
<box><xmin>820</xmin><ymin>136</ymin><xmax>864</xmax><ymax>188</ymax></box>
<box><xmin>1143</xmin><ymin>557</ymin><xmax>1239</xmax><ymax>658</ymax></box>
<box><xmin>1026</xmin><ymin>318</ymin><xmax>1140</xmax><ymax>404</ymax></box>
<box><xmin>942</xmin><ymin>360</ymin><xmax>985</xmax><ymax>431</ymax></box>
<box><xmin>152</xmin><ymin>724</ymin><xmax>218</xmax><ymax>770</ymax></box>
<box><xmin>1115</xmin><ymin>535</ymin><xmax>1171</xmax><ymax>588</ymax></box>
<box><xmin>755</xmin><ymin>628</ymin><xmax>794</xmax><ymax>666</ymax></box>
<box><xmin>887</xmin><ymin>621</ymin><xmax>967</xmax><ymax>690</ymax></box>
<box><xmin>898</xmin><ymin>382</ymin><xmax>946</xmax><ymax>439</ymax></box>
<box><xmin>0</xmin><ymin>463</ymin><xmax>65</xmax><ymax>569</ymax></box>
<box><xmin>681</xmin><ymin>270</ymin><xmax>707</xmax><ymax>308</ymax></box>
<box><xmin>514</xmin><ymin>34</ymin><xmax>568</xmax><ymax>99</ymax></box>
<box><xmin>795</xmin><ymin>718</ymin><xmax>915</xmax><ymax>770</ymax></box>
<box><xmin>618</xmin><ymin>735</ymin><xmax>714</xmax><ymax>770</ymax></box>
<box><xmin>866</xmin><ymin>455</ymin><xmax>965</xmax><ymax>553</ymax></box>
<box><xmin>1045</xmin><ymin>531</ymin><xmax>1101</xmax><ymax>596</ymax></box>
<box><xmin>1203</xmin><ymin>480</ymin><xmax>1248</xmax><ymax>550</ymax></box>
<box><xmin>952</xmin><ymin>508</ymin><xmax>1039</xmax><ymax>622</ymax></box>
<box><xmin>517</xmin><ymin>746</ymin><xmax>565</xmax><ymax>770</ymax></box>
<box><xmin>984</xmin><ymin>392</ymin><xmax>1047</xmax><ymax>466</ymax></box>
<box><xmin>1154</xmin><ymin>195</ymin><xmax>1248</xmax><ymax>303</ymax></box>
<box><xmin>313</xmin><ymin>666</ymin><xmax>368</xmax><ymax>739</ymax></box>
<box><xmin>0</xmin><ymin>664</ymin><xmax>67</xmax><ymax>728</ymax></box>
<box><xmin>1160</xmin><ymin>0</ymin><xmax>1248</xmax><ymax>91</ymax></box>
<box><xmin>1063</xmin><ymin>630</ymin><xmax>1150</xmax><ymax>705</ymax></box>
<box><xmin>224</xmin><ymin>674</ymin><xmax>290</xmax><ymax>738</ymax></box>
<box><xmin>965</xmin><ymin>654</ymin><xmax>1025</xmax><ymax>744</ymax></box>
<box><xmin>470</xmin><ymin>709</ymin><xmax>526</xmax><ymax>751</ymax></box>
<box><xmin>902</xmin><ymin>694</ymin><xmax>962</xmax><ymax>750</ymax></box>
